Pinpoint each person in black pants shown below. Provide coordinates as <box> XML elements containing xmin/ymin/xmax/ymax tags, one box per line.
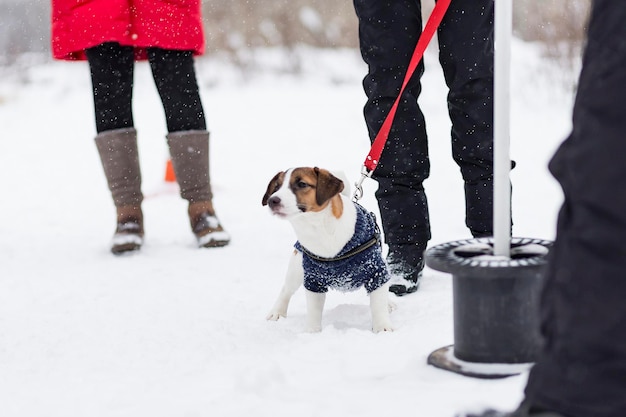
<box><xmin>461</xmin><ymin>1</ymin><xmax>626</xmax><ymax>416</ymax></box>
<box><xmin>352</xmin><ymin>0</ymin><xmax>496</xmax><ymax>295</ymax></box>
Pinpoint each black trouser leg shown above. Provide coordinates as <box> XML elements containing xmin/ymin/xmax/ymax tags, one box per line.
<box><xmin>147</xmin><ymin>48</ymin><xmax>206</xmax><ymax>133</ymax></box>
<box><xmin>86</xmin><ymin>42</ymin><xmax>135</xmax><ymax>133</ymax></box>
<box><xmin>524</xmin><ymin>2</ymin><xmax>626</xmax><ymax>416</ymax></box>
<box><xmin>353</xmin><ymin>0</ymin><xmax>431</xmax><ymax>246</ymax></box>
<box><xmin>354</xmin><ymin>0</ymin><xmax>496</xmax><ymax>244</ymax></box>
<box><xmin>437</xmin><ymin>0</ymin><xmax>495</xmax><ymax>236</ymax></box>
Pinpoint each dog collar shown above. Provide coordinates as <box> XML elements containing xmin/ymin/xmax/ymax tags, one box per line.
<box><xmin>298</xmin><ymin>233</ymin><xmax>380</xmax><ymax>263</ymax></box>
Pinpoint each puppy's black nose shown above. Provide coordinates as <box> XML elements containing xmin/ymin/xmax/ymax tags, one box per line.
<box><xmin>267</xmin><ymin>196</ymin><xmax>281</xmax><ymax>209</ymax></box>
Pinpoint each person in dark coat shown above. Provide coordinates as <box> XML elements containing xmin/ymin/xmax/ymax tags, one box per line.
<box><xmin>51</xmin><ymin>0</ymin><xmax>230</xmax><ymax>254</ymax></box>
<box><xmin>352</xmin><ymin>0</ymin><xmax>496</xmax><ymax>295</ymax></box>
<box><xmin>461</xmin><ymin>1</ymin><xmax>626</xmax><ymax>416</ymax></box>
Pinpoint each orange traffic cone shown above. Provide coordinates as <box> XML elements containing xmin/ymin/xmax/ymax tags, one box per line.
<box><xmin>164</xmin><ymin>159</ymin><xmax>176</xmax><ymax>182</ymax></box>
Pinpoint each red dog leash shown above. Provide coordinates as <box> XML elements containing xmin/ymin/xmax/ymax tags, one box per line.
<box><xmin>354</xmin><ymin>0</ymin><xmax>452</xmax><ymax>201</ymax></box>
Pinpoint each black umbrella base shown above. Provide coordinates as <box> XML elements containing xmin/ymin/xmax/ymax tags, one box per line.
<box><xmin>428</xmin><ymin>345</ymin><xmax>533</xmax><ymax>379</ymax></box>
<box><xmin>425</xmin><ymin>237</ymin><xmax>553</xmax><ymax>377</ymax></box>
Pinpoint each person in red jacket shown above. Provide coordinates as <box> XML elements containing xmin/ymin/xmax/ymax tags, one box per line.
<box><xmin>51</xmin><ymin>0</ymin><xmax>230</xmax><ymax>254</ymax></box>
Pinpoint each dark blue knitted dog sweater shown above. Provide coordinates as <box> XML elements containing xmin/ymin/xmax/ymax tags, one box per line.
<box><xmin>295</xmin><ymin>203</ymin><xmax>390</xmax><ymax>294</ymax></box>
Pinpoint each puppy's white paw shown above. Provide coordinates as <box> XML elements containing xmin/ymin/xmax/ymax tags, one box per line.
<box><xmin>373</xmin><ymin>322</ymin><xmax>394</xmax><ymax>333</ymax></box>
<box><xmin>305</xmin><ymin>325</ymin><xmax>322</xmax><ymax>333</ymax></box>
<box><xmin>266</xmin><ymin>311</ymin><xmax>286</xmax><ymax>321</ymax></box>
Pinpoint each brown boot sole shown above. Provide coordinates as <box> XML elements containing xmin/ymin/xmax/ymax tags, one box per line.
<box><xmin>111</xmin><ymin>220</ymin><xmax>144</xmax><ymax>255</ymax></box>
<box><xmin>111</xmin><ymin>241</ymin><xmax>142</xmax><ymax>255</ymax></box>
<box><xmin>197</xmin><ymin>230</ymin><xmax>230</xmax><ymax>248</ymax></box>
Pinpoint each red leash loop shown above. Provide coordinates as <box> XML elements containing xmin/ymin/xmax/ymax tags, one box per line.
<box><xmin>362</xmin><ymin>0</ymin><xmax>451</xmax><ymax>175</ymax></box>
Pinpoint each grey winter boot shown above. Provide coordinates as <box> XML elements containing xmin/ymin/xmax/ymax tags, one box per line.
<box><xmin>95</xmin><ymin>127</ymin><xmax>144</xmax><ymax>254</ymax></box>
<box><xmin>166</xmin><ymin>130</ymin><xmax>230</xmax><ymax>248</ymax></box>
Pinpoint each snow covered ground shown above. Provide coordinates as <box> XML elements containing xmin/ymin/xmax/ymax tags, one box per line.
<box><xmin>0</xmin><ymin>42</ymin><xmax>575</xmax><ymax>417</ymax></box>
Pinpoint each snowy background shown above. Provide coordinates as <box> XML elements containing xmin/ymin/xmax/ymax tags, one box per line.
<box><xmin>0</xmin><ymin>41</ymin><xmax>574</xmax><ymax>417</ymax></box>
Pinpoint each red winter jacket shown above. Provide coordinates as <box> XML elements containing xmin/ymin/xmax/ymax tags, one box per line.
<box><xmin>51</xmin><ymin>0</ymin><xmax>205</xmax><ymax>61</ymax></box>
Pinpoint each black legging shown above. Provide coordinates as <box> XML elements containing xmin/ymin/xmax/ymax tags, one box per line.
<box><xmin>85</xmin><ymin>42</ymin><xmax>206</xmax><ymax>133</ymax></box>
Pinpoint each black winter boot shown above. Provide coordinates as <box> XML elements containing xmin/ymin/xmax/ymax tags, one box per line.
<box><xmin>386</xmin><ymin>242</ymin><xmax>426</xmax><ymax>296</ymax></box>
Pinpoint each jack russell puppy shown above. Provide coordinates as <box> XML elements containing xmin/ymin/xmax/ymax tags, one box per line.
<box><xmin>262</xmin><ymin>167</ymin><xmax>394</xmax><ymax>333</ymax></box>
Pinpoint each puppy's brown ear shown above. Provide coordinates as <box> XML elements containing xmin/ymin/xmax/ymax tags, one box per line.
<box><xmin>314</xmin><ymin>167</ymin><xmax>344</xmax><ymax>206</ymax></box>
<box><xmin>262</xmin><ymin>171</ymin><xmax>284</xmax><ymax>206</ymax></box>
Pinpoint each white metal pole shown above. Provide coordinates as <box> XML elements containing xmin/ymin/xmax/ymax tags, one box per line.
<box><xmin>493</xmin><ymin>0</ymin><xmax>512</xmax><ymax>257</ymax></box>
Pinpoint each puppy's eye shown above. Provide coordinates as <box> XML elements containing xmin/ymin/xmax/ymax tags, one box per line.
<box><xmin>297</xmin><ymin>181</ymin><xmax>309</xmax><ymax>189</ymax></box>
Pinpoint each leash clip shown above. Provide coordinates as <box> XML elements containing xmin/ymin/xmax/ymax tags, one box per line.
<box><xmin>353</xmin><ymin>166</ymin><xmax>372</xmax><ymax>202</ymax></box>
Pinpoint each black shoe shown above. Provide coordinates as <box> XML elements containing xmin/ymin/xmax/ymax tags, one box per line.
<box><xmin>386</xmin><ymin>243</ymin><xmax>426</xmax><ymax>296</ymax></box>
